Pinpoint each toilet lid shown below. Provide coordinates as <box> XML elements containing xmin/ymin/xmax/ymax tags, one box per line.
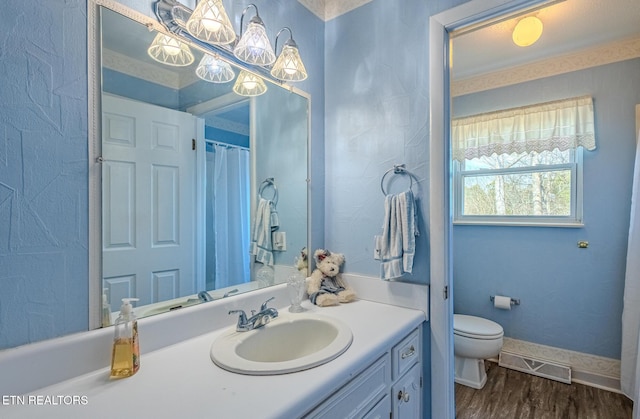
<box><xmin>454</xmin><ymin>314</ymin><xmax>503</xmax><ymax>339</ymax></box>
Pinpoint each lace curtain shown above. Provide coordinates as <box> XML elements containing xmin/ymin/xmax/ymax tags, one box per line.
<box><xmin>452</xmin><ymin>95</ymin><xmax>596</xmax><ymax>162</ymax></box>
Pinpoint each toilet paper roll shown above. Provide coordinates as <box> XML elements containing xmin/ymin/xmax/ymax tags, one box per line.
<box><xmin>494</xmin><ymin>295</ymin><xmax>512</xmax><ymax>310</ymax></box>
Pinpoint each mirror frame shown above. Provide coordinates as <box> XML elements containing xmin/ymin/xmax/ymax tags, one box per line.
<box><xmin>88</xmin><ymin>0</ymin><xmax>312</xmax><ymax>329</ymax></box>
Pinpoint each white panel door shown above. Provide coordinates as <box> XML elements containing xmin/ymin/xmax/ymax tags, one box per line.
<box><xmin>102</xmin><ymin>94</ymin><xmax>197</xmax><ymax>308</ymax></box>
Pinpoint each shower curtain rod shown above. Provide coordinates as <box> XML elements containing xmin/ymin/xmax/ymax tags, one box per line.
<box><xmin>205</xmin><ymin>139</ymin><xmax>249</xmax><ymax>151</ymax></box>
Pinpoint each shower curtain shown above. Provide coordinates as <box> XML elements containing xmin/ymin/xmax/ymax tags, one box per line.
<box><xmin>621</xmin><ymin>128</ymin><xmax>640</xmax><ymax>416</ymax></box>
<box><xmin>205</xmin><ymin>143</ymin><xmax>250</xmax><ymax>290</ymax></box>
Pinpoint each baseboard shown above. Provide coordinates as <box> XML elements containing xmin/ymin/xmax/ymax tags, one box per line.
<box><xmin>501</xmin><ymin>338</ymin><xmax>622</xmax><ymax>393</ymax></box>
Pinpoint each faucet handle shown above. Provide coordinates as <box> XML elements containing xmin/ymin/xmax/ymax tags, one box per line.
<box><xmin>228</xmin><ymin>309</ymin><xmax>247</xmax><ymax>322</ymax></box>
<box><xmin>260</xmin><ymin>297</ymin><xmax>275</xmax><ymax>311</ymax></box>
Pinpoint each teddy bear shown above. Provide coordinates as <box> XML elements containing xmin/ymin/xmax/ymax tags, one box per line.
<box><xmin>295</xmin><ymin>247</ymin><xmax>308</xmax><ymax>273</ymax></box>
<box><xmin>306</xmin><ymin>249</ymin><xmax>356</xmax><ymax>306</ymax></box>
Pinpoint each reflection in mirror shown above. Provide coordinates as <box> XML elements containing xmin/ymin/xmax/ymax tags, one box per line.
<box><xmin>97</xmin><ymin>5</ymin><xmax>309</xmax><ymax>323</ymax></box>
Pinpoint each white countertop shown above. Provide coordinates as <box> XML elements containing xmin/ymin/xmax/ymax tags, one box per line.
<box><xmin>2</xmin><ymin>299</ymin><xmax>425</xmax><ymax>419</ymax></box>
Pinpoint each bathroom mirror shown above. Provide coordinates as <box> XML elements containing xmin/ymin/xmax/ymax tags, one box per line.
<box><xmin>90</xmin><ymin>2</ymin><xmax>310</xmax><ymax>325</ymax></box>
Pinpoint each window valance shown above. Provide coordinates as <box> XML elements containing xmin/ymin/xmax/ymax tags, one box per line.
<box><xmin>452</xmin><ymin>95</ymin><xmax>596</xmax><ymax>162</ymax></box>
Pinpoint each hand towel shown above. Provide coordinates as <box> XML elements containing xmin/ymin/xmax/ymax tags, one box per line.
<box><xmin>374</xmin><ymin>190</ymin><xmax>419</xmax><ymax>280</ymax></box>
<box><xmin>251</xmin><ymin>198</ymin><xmax>275</xmax><ymax>265</ymax></box>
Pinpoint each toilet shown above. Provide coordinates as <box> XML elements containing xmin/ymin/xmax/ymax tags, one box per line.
<box><xmin>454</xmin><ymin>314</ymin><xmax>504</xmax><ymax>389</ymax></box>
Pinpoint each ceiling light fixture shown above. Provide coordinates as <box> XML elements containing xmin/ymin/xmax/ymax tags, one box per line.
<box><xmin>195</xmin><ymin>54</ymin><xmax>235</xmax><ymax>83</ymax></box>
<box><xmin>512</xmin><ymin>16</ymin><xmax>543</xmax><ymax>47</ymax></box>
<box><xmin>270</xmin><ymin>27</ymin><xmax>307</xmax><ymax>82</ymax></box>
<box><xmin>147</xmin><ymin>33</ymin><xmax>195</xmax><ymax>66</ymax></box>
<box><xmin>185</xmin><ymin>0</ymin><xmax>236</xmax><ymax>45</ymax></box>
<box><xmin>233</xmin><ymin>70</ymin><xmax>268</xmax><ymax>96</ymax></box>
<box><xmin>233</xmin><ymin>4</ymin><xmax>276</xmax><ymax>66</ymax></box>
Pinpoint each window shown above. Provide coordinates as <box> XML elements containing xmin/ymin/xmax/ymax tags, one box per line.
<box><xmin>452</xmin><ymin>96</ymin><xmax>595</xmax><ymax>226</ymax></box>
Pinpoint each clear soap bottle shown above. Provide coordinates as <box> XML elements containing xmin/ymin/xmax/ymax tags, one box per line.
<box><xmin>110</xmin><ymin>298</ymin><xmax>140</xmax><ymax>378</ymax></box>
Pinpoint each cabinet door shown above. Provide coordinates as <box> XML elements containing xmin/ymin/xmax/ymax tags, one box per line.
<box><xmin>391</xmin><ymin>363</ymin><xmax>421</xmax><ymax>419</ymax></box>
<box><xmin>306</xmin><ymin>355</ymin><xmax>390</xmax><ymax>418</ymax></box>
<box><xmin>363</xmin><ymin>394</ymin><xmax>390</xmax><ymax>419</ymax></box>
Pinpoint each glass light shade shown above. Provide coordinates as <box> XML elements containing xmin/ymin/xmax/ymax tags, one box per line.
<box><xmin>233</xmin><ymin>70</ymin><xmax>267</xmax><ymax>96</ymax></box>
<box><xmin>233</xmin><ymin>17</ymin><xmax>276</xmax><ymax>66</ymax></box>
<box><xmin>185</xmin><ymin>0</ymin><xmax>236</xmax><ymax>45</ymax></box>
<box><xmin>196</xmin><ymin>54</ymin><xmax>235</xmax><ymax>83</ymax></box>
<box><xmin>512</xmin><ymin>16</ymin><xmax>543</xmax><ymax>47</ymax></box>
<box><xmin>271</xmin><ymin>44</ymin><xmax>307</xmax><ymax>82</ymax></box>
<box><xmin>147</xmin><ymin>33</ymin><xmax>195</xmax><ymax>66</ymax></box>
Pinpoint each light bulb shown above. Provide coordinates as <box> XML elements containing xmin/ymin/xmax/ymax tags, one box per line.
<box><xmin>242</xmin><ymin>81</ymin><xmax>257</xmax><ymax>90</ymax></box>
<box><xmin>201</xmin><ymin>10</ymin><xmax>222</xmax><ymax>32</ymax></box>
<box><xmin>512</xmin><ymin>16</ymin><xmax>543</xmax><ymax>47</ymax></box>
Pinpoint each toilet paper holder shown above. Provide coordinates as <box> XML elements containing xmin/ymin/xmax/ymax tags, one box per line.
<box><xmin>490</xmin><ymin>296</ymin><xmax>520</xmax><ymax>306</ymax></box>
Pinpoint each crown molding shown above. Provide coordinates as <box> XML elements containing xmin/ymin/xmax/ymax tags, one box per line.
<box><xmin>297</xmin><ymin>0</ymin><xmax>372</xmax><ymax>21</ymax></box>
<box><xmin>452</xmin><ymin>35</ymin><xmax>640</xmax><ymax>97</ymax></box>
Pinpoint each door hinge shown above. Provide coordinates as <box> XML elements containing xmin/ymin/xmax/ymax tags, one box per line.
<box><xmin>192</xmin><ymin>139</ymin><xmax>196</xmax><ymax>150</ymax></box>
<box><xmin>443</xmin><ymin>285</ymin><xmax>449</xmax><ymax>300</ymax></box>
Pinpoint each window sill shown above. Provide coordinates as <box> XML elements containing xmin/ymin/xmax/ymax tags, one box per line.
<box><xmin>453</xmin><ymin>220</ymin><xmax>584</xmax><ymax>228</ymax></box>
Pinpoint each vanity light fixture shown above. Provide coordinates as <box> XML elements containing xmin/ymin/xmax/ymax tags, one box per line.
<box><xmin>233</xmin><ymin>4</ymin><xmax>276</xmax><ymax>66</ymax></box>
<box><xmin>270</xmin><ymin>27</ymin><xmax>307</xmax><ymax>82</ymax></box>
<box><xmin>195</xmin><ymin>53</ymin><xmax>235</xmax><ymax>83</ymax></box>
<box><xmin>185</xmin><ymin>0</ymin><xmax>236</xmax><ymax>45</ymax></box>
<box><xmin>233</xmin><ymin>70</ymin><xmax>267</xmax><ymax>96</ymax></box>
<box><xmin>512</xmin><ymin>16</ymin><xmax>543</xmax><ymax>47</ymax></box>
<box><xmin>154</xmin><ymin>0</ymin><xmax>309</xmax><ymax>82</ymax></box>
<box><xmin>147</xmin><ymin>33</ymin><xmax>195</xmax><ymax>66</ymax></box>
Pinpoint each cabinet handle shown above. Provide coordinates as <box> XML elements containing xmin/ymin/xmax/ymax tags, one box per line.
<box><xmin>401</xmin><ymin>345</ymin><xmax>415</xmax><ymax>359</ymax></box>
<box><xmin>397</xmin><ymin>390</ymin><xmax>410</xmax><ymax>402</ymax></box>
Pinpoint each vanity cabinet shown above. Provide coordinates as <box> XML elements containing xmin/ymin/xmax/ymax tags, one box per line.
<box><xmin>306</xmin><ymin>327</ymin><xmax>422</xmax><ymax>419</ymax></box>
<box><xmin>391</xmin><ymin>329</ymin><xmax>422</xmax><ymax>417</ymax></box>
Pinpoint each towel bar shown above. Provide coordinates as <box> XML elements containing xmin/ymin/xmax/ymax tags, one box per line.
<box><xmin>258</xmin><ymin>178</ymin><xmax>278</xmax><ymax>205</ymax></box>
<box><xmin>380</xmin><ymin>164</ymin><xmax>419</xmax><ymax>195</ymax></box>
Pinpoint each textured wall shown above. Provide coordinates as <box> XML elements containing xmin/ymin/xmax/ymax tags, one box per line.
<box><xmin>453</xmin><ymin>59</ymin><xmax>640</xmax><ymax>359</ymax></box>
<box><xmin>324</xmin><ymin>1</ymin><xmax>432</xmax><ymax>280</ymax></box>
<box><xmin>323</xmin><ymin>0</ymin><xmax>468</xmax><ymax>280</ymax></box>
<box><xmin>0</xmin><ymin>0</ymin><xmax>89</xmax><ymax>349</ymax></box>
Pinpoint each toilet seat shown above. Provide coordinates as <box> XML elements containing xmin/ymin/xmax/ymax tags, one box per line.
<box><xmin>454</xmin><ymin>314</ymin><xmax>503</xmax><ymax>340</ymax></box>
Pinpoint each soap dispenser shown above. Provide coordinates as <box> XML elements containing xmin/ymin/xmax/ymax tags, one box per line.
<box><xmin>110</xmin><ymin>298</ymin><xmax>140</xmax><ymax>378</ymax></box>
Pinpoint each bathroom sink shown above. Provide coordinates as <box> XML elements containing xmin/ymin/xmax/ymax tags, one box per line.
<box><xmin>210</xmin><ymin>312</ymin><xmax>353</xmax><ymax>375</ymax></box>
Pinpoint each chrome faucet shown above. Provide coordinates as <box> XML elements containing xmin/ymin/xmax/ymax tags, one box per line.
<box><xmin>223</xmin><ymin>288</ymin><xmax>239</xmax><ymax>298</ymax></box>
<box><xmin>229</xmin><ymin>297</ymin><xmax>279</xmax><ymax>332</ymax></box>
<box><xmin>198</xmin><ymin>291</ymin><xmax>213</xmax><ymax>302</ymax></box>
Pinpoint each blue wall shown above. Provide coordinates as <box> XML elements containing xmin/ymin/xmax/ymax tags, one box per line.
<box><xmin>326</xmin><ymin>1</ymin><xmax>427</xmax><ymax>280</ymax></box>
<box><xmin>323</xmin><ymin>0</ymin><xmax>469</xmax><ymax>414</ymax></box>
<box><xmin>452</xmin><ymin>58</ymin><xmax>640</xmax><ymax>359</ymax></box>
<box><xmin>103</xmin><ymin>68</ymin><xmax>180</xmax><ymax>109</ymax></box>
<box><xmin>0</xmin><ymin>0</ymin><xmax>88</xmax><ymax>349</ymax></box>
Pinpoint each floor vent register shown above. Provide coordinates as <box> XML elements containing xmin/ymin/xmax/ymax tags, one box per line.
<box><xmin>498</xmin><ymin>351</ymin><xmax>572</xmax><ymax>384</ymax></box>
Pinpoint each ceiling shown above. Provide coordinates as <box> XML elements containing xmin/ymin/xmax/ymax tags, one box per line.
<box><xmin>451</xmin><ymin>0</ymin><xmax>640</xmax><ymax>81</ymax></box>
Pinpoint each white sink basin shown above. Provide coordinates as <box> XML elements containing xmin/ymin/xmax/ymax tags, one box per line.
<box><xmin>210</xmin><ymin>312</ymin><xmax>353</xmax><ymax>375</ymax></box>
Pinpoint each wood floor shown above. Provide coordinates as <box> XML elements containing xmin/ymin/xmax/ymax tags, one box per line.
<box><xmin>455</xmin><ymin>362</ymin><xmax>633</xmax><ymax>419</ymax></box>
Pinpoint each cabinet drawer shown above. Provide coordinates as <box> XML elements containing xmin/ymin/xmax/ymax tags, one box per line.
<box><xmin>392</xmin><ymin>328</ymin><xmax>420</xmax><ymax>380</ymax></box>
<box><xmin>306</xmin><ymin>354</ymin><xmax>390</xmax><ymax>418</ymax></box>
